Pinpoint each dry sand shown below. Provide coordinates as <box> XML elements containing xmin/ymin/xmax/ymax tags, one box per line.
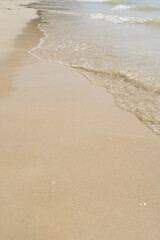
<box><xmin>0</xmin><ymin>1</ymin><xmax>160</xmax><ymax>239</ymax></box>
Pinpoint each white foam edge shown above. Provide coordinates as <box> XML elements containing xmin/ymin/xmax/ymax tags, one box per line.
<box><xmin>28</xmin><ymin>15</ymin><xmax>48</xmax><ymax>60</ymax></box>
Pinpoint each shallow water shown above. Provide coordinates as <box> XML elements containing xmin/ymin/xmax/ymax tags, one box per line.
<box><xmin>30</xmin><ymin>0</ymin><xmax>160</xmax><ymax>135</ymax></box>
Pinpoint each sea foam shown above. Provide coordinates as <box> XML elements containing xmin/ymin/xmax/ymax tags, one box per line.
<box><xmin>111</xmin><ymin>4</ymin><xmax>134</xmax><ymax>11</ymax></box>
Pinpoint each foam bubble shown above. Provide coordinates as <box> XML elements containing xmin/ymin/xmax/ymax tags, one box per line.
<box><xmin>90</xmin><ymin>13</ymin><xmax>152</xmax><ymax>24</ymax></box>
<box><xmin>111</xmin><ymin>4</ymin><xmax>134</xmax><ymax>11</ymax></box>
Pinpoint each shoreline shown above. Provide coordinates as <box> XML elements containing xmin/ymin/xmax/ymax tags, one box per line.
<box><xmin>0</xmin><ymin>1</ymin><xmax>160</xmax><ymax>239</ymax></box>
<box><xmin>29</xmin><ymin>7</ymin><xmax>160</xmax><ymax>137</ymax></box>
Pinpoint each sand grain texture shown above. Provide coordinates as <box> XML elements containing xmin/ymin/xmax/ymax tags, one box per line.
<box><xmin>0</xmin><ymin>1</ymin><xmax>160</xmax><ymax>239</ymax></box>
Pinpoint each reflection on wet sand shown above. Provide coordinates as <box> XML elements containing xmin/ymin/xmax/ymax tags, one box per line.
<box><xmin>1</xmin><ymin>3</ymin><xmax>160</xmax><ymax>240</ymax></box>
<box><xmin>0</xmin><ymin>14</ymin><xmax>43</xmax><ymax>98</ymax></box>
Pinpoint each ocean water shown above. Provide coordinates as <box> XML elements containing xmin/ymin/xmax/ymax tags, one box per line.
<box><xmin>30</xmin><ymin>0</ymin><xmax>160</xmax><ymax>135</ymax></box>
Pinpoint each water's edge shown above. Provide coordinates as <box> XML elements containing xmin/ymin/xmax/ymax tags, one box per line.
<box><xmin>28</xmin><ymin>9</ymin><xmax>159</xmax><ymax>136</ymax></box>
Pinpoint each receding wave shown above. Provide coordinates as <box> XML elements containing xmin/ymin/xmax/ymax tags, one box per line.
<box><xmin>30</xmin><ymin>23</ymin><xmax>160</xmax><ymax>135</ymax></box>
<box><xmin>73</xmin><ymin>66</ymin><xmax>160</xmax><ymax>135</ymax></box>
<box><xmin>29</xmin><ymin>6</ymin><xmax>160</xmax><ymax>136</ymax></box>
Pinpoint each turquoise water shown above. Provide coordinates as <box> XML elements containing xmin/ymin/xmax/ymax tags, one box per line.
<box><xmin>31</xmin><ymin>0</ymin><xmax>160</xmax><ymax>135</ymax></box>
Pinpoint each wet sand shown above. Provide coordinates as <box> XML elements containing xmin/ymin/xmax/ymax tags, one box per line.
<box><xmin>0</xmin><ymin>1</ymin><xmax>160</xmax><ymax>239</ymax></box>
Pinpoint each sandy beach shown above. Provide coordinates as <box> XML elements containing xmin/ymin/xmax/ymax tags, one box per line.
<box><xmin>0</xmin><ymin>1</ymin><xmax>160</xmax><ymax>239</ymax></box>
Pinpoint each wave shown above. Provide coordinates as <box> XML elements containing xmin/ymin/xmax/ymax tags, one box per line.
<box><xmin>135</xmin><ymin>5</ymin><xmax>160</xmax><ymax>11</ymax></box>
<box><xmin>112</xmin><ymin>4</ymin><xmax>160</xmax><ymax>11</ymax></box>
<box><xmin>76</xmin><ymin>0</ymin><xmax>130</xmax><ymax>4</ymax></box>
<box><xmin>76</xmin><ymin>0</ymin><xmax>160</xmax><ymax>12</ymax></box>
<box><xmin>29</xmin><ymin>11</ymin><xmax>160</xmax><ymax>135</ymax></box>
<box><xmin>111</xmin><ymin>4</ymin><xmax>134</xmax><ymax>11</ymax></box>
<box><xmin>90</xmin><ymin>13</ymin><xmax>160</xmax><ymax>24</ymax></box>
<box><xmin>46</xmin><ymin>10</ymin><xmax>160</xmax><ymax>25</ymax></box>
<box><xmin>73</xmin><ymin>66</ymin><xmax>160</xmax><ymax>135</ymax></box>
<box><xmin>76</xmin><ymin>0</ymin><xmax>110</xmax><ymax>2</ymax></box>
